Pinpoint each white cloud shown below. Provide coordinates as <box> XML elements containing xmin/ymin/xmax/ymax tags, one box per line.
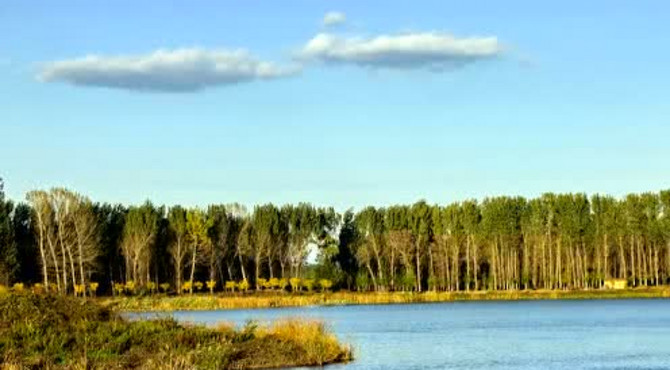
<box><xmin>322</xmin><ymin>11</ymin><xmax>347</xmax><ymax>27</ymax></box>
<box><xmin>38</xmin><ymin>48</ymin><xmax>298</xmax><ymax>92</ymax></box>
<box><xmin>298</xmin><ymin>32</ymin><xmax>502</xmax><ymax>70</ymax></box>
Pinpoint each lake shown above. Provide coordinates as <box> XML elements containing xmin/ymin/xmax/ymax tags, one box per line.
<box><xmin>132</xmin><ymin>299</ymin><xmax>670</xmax><ymax>369</ymax></box>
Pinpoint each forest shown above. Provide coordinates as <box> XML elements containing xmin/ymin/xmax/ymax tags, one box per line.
<box><xmin>1</xmin><ymin>178</ymin><xmax>670</xmax><ymax>296</ymax></box>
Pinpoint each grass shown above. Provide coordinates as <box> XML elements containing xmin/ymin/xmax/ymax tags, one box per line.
<box><xmin>0</xmin><ymin>292</ymin><xmax>352</xmax><ymax>369</ymax></box>
<box><xmin>100</xmin><ymin>287</ymin><xmax>670</xmax><ymax>312</ymax></box>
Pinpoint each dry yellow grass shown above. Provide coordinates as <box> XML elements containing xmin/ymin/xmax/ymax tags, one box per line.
<box><xmin>258</xmin><ymin>319</ymin><xmax>353</xmax><ymax>366</ymax></box>
<box><xmin>100</xmin><ymin>287</ymin><xmax>670</xmax><ymax>312</ymax></box>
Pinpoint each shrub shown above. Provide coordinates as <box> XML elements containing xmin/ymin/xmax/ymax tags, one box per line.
<box><xmin>12</xmin><ymin>282</ymin><xmax>25</xmax><ymax>292</ymax></box>
<box><xmin>146</xmin><ymin>281</ymin><xmax>157</xmax><ymax>293</ymax></box>
<box><xmin>278</xmin><ymin>278</ymin><xmax>289</xmax><ymax>291</ymax></box>
<box><xmin>303</xmin><ymin>279</ymin><xmax>315</xmax><ymax>292</ymax></box>
<box><xmin>268</xmin><ymin>277</ymin><xmax>280</xmax><ymax>290</ymax></box>
<box><xmin>206</xmin><ymin>280</ymin><xmax>217</xmax><ymax>294</ymax></box>
<box><xmin>289</xmin><ymin>277</ymin><xmax>301</xmax><ymax>292</ymax></box>
<box><xmin>125</xmin><ymin>280</ymin><xmax>136</xmax><ymax>294</ymax></box>
<box><xmin>225</xmin><ymin>281</ymin><xmax>237</xmax><ymax>292</ymax></box>
<box><xmin>89</xmin><ymin>282</ymin><xmax>99</xmax><ymax>296</ymax></box>
<box><xmin>194</xmin><ymin>281</ymin><xmax>204</xmax><ymax>291</ymax></box>
<box><xmin>32</xmin><ymin>283</ymin><xmax>45</xmax><ymax>294</ymax></box>
<box><xmin>181</xmin><ymin>281</ymin><xmax>192</xmax><ymax>293</ymax></box>
<box><xmin>159</xmin><ymin>282</ymin><xmax>170</xmax><ymax>293</ymax></box>
<box><xmin>319</xmin><ymin>279</ymin><xmax>333</xmax><ymax>292</ymax></box>
<box><xmin>74</xmin><ymin>284</ymin><xmax>85</xmax><ymax>296</ymax></box>
<box><xmin>238</xmin><ymin>280</ymin><xmax>249</xmax><ymax>292</ymax></box>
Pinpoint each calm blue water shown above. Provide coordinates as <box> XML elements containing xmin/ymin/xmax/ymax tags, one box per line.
<box><xmin>132</xmin><ymin>299</ymin><xmax>670</xmax><ymax>369</ymax></box>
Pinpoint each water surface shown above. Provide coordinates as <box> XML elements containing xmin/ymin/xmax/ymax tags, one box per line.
<box><xmin>132</xmin><ymin>299</ymin><xmax>670</xmax><ymax>369</ymax></box>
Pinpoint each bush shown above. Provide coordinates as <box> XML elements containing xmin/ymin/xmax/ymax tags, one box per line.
<box><xmin>181</xmin><ymin>281</ymin><xmax>192</xmax><ymax>293</ymax></box>
<box><xmin>238</xmin><ymin>280</ymin><xmax>250</xmax><ymax>292</ymax></box>
<box><xmin>89</xmin><ymin>282</ymin><xmax>100</xmax><ymax>296</ymax></box>
<box><xmin>289</xmin><ymin>277</ymin><xmax>301</xmax><ymax>292</ymax></box>
<box><xmin>225</xmin><ymin>281</ymin><xmax>237</xmax><ymax>292</ymax></box>
<box><xmin>319</xmin><ymin>279</ymin><xmax>333</xmax><ymax>291</ymax></box>
<box><xmin>303</xmin><ymin>279</ymin><xmax>315</xmax><ymax>292</ymax></box>
<box><xmin>206</xmin><ymin>280</ymin><xmax>216</xmax><ymax>293</ymax></box>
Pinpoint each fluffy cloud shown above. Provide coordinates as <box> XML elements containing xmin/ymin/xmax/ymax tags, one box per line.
<box><xmin>322</xmin><ymin>11</ymin><xmax>346</xmax><ymax>27</ymax></box>
<box><xmin>38</xmin><ymin>48</ymin><xmax>298</xmax><ymax>92</ymax></box>
<box><xmin>298</xmin><ymin>32</ymin><xmax>502</xmax><ymax>70</ymax></box>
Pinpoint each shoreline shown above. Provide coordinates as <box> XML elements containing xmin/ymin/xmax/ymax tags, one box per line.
<box><xmin>100</xmin><ymin>287</ymin><xmax>670</xmax><ymax>312</ymax></box>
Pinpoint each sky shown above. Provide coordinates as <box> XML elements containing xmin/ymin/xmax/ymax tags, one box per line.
<box><xmin>2</xmin><ymin>1</ymin><xmax>670</xmax><ymax>211</ymax></box>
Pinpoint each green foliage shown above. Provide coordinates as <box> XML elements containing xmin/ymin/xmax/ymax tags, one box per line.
<box><xmin>3</xmin><ymin>176</ymin><xmax>670</xmax><ymax>295</ymax></box>
<box><xmin>0</xmin><ymin>293</ymin><xmax>351</xmax><ymax>368</ymax></box>
<box><xmin>0</xmin><ymin>178</ymin><xmax>18</xmax><ymax>285</ymax></box>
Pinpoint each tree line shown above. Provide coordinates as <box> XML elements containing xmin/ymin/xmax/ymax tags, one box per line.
<box><xmin>1</xmin><ymin>178</ymin><xmax>670</xmax><ymax>295</ymax></box>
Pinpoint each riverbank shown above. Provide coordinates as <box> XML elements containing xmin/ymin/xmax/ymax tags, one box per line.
<box><xmin>100</xmin><ymin>287</ymin><xmax>670</xmax><ymax>311</ymax></box>
<box><xmin>0</xmin><ymin>293</ymin><xmax>352</xmax><ymax>369</ymax></box>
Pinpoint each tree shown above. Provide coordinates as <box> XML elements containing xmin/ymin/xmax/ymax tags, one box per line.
<box><xmin>236</xmin><ymin>219</ymin><xmax>253</xmax><ymax>282</ymax></box>
<box><xmin>336</xmin><ymin>210</ymin><xmax>359</xmax><ymax>290</ymax></box>
<box><xmin>354</xmin><ymin>207</ymin><xmax>385</xmax><ymax>291</ymax></box>
<box><xmin>251</xmin><ymin>204</ymin><xmax>281</xmax><ymax>287</ymax></box>
<box><xmin>283</xmin><ymin>203</ymin><xmax>315</xmax><ymax>278</ymax></box>
<box><xmin>69</xmin><ymin>193</ymin><xmax>100</xmax><ymax>297</ymax></box>
<box><xmin>0</xmin><ymin>179</ymin><xmax>18</xmax><ymax>285</ymax></box>
<box><xmin>8</xmin><ymin>183</ymin><xmax>670</xmax><ymax>295</ymax></box>
<box><xmin>94</xmin><ymin>203</ymin><xmax>126</xmax><ymax>294</ymax></box>
<box><xmin>24</xmin><ymin>188</ymin><xmax>100</xmax><ymax>295</ymax></box>
<box><xmin>186</xmin><ymin>208</ymin><xmax>211</xmax><ymax>294</ymax></box>
<box><xmin>409</xmin><ymin>201</ymin><xmax>432</xmax><ymax>292</ymax></box>
<box><xmin>121</xmin><ymin>202</ymin><xmax>160</xmax><ymax>286</ymax></box>
<box><xmin>26</xmin><ymin>190</ymin><xmax>56</xmax><ymax>291</ymax></box>
<box><xmin>167</xmin><ymin>206</ymin><xmax>188</xmax><ymax>293</ymax></box>
<box><xmin>13</xmin><ymin>203</ymin><xmax>38</xmax><ymax>284</ymax></box>
<box><xmin>385</xmin><ymin>205</ymin><xmax>411</xmax><ymax>291</ymax></box>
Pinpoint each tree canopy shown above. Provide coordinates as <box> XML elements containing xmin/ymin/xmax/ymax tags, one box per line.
<box><xmin>2</xmin><ymin>180</ymin><xmax>670</xmax><ymax>295</ymax></box>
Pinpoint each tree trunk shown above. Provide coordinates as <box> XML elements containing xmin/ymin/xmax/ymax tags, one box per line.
<box><xmin>473</xmin><ymin>237</ymin><xmax>479</xmax><ymax>291</ymax></box>
<box><xmin>465</xmin><ymin>237</ymin><xmax>471</xmax><ymax>291</ymax></box>
<box><xmin>238</xmin><ymin>253</ymin><xmax>247</xmax><ymax>281</ymax></box>
<box><xmin>189</xmin><ymin>245</ymin><xmax>197</xmax><ymax>294</ymax></box>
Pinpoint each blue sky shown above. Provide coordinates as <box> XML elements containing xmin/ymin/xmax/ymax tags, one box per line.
<box><xmin>2</xmin><ymin>1</ymin><xmax>669</xmax><ymax>211</ymax></box>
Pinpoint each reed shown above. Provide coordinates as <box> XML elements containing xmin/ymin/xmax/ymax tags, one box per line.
<box><xmin>100</xmin><ymin>287</ymin><xmax>670</xmax><ymax>312</ymax></box>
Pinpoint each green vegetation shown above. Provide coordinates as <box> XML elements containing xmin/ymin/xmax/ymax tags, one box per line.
<box><xmin>2</xmin><ymin>177</ymin><xmax>670</xmax><ymax>297</ymax></box>
<box><xmin>0</xmin><ymin>292</ymin><xmax>352</xmax><ymax>369</ymax></box>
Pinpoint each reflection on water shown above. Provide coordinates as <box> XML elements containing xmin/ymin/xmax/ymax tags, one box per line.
<box><xmin>130</xmin><ymin>299</ymin><xmax>670</xmax><ymax>369</ymax></box>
